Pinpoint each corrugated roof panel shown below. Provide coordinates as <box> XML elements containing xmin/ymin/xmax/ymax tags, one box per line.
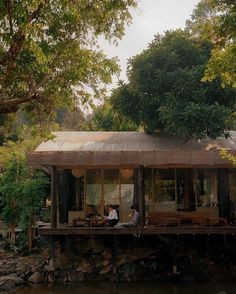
<box><xmin>34</xmin><ymin>131</ymin><xmax>236</xmax><ymax>153</ymax></box>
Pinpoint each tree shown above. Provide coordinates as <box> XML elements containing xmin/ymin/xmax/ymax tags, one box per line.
<box><xmin>111</xmin><ymin>30</ymin><xmax>236</xmax><ymax>139</ymax></box>
<box><xmin>203</xmin><ymin>0</ymin><xmax>236</xmax><ymax>88</ymax></box>
<box><xmin>0</xmin><ymin>0</ymin><xmax>137</xmax><ymax>124</ymax></box>
<box><xmin>88</xmin><ymin>100</ymin><xmax>138</xmax><ymax>131</ymax></box>
<box><xmin>0</xmin><ymin>156</ymin><xmax>49</xmax><ymax>249</ymax></box>
<box><xmin>185</xmin><ymin>0</ymin><xmax>219</xmax><ymax>42</ymax></box>
<box><xmin>186</xmin><ymin>0</ymin><xmax>236</xmax><ymax>88</ymax></box>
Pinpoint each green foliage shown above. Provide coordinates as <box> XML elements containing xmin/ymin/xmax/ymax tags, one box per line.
<box><xmin>89</xmin><ymin>100</ymin><xmax>138</xmax><ymax>131</ymax></box>
<box><xmin>220</xmin><ymin>148</ymin><xmax>236</xmax><ymax>166</ymax></box>
<box><xmin>185</xmin><ymin>0</ymin><xmax>219</xmax><ymax>41</ymax></box>
<box><xmin>208</xmin><ymin>1</ymin><xmax>236</xmax><ymax>86</ymax></box>
<box><xmin>0</xmin><ymin>126</ymin><xmax>41</xmax><ymax>167</ymax></box>
<box><xmin>0</xmin><ymin>0</ymin><xmax>137</xmax><ymax>132</ymax></box>
<box><xmin>19</xmin><ymin>171</ymin><xmax>49</xmax><ymax>230</ymax></box>
<box><xmin>203</xmin><ymin>41</ymin><xmax>236</xmax><ymax>88</ymax></box>
<box><xmin>0</xmin><ymin>159</ymin><xmax>24</xmax><ymax>229</ymax></box>
<box><xmin>0</xmin><ymin>156</ymin><xmax>49</xmax><ymax>245</ymax></box>
<box><xmin>0</xmin><ymin>114</ymin><xmax>19</xmax><ymax>146</ymax></box>
<box><xmin>190</xmin><ymin>0</ymin><xmax>236</xmax><ymax>88</ymax></box>
<box><xmin>111</xmin><ymin>30</ymin><xmax>236</xmax><ymax>139</ymax></box>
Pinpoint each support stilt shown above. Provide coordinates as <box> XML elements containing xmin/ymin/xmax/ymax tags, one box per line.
<box><xmin>112</xmin><ymin>235</ymin><xmax>117</xmax><ymax>274</ymax></box>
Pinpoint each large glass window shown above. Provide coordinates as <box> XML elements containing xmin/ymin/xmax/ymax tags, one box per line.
<box><xmin>229</xmin><ymin>171</ymin><xmax>236</xmax><ymax>219</ymax></box>
<box><xmin>176</xmin><ymin>169</ymin><xmax>185</xmax><ymax>210</ymax></box>
<box><xmin>120</xmin><ymin>169</ymin><xmax>134</xmax><ymax>221</ymax></box>
<box><xmin>75</xmin><ymin>176</ymin><xmax>85</xmax><ymax>211</ymax></box>
<box><xmin>86</xmin><ymin>170</ymin><xmax>102</xmax><ymax>216</ymax></box>
<box><xmin>153</xmin><ymin>169</ymin><xmax>176</xmax><ymax>211</ymax></box>
<box><xmin>104</xmin><ymin>169</ymin><xmax>119</xmax><ymax>215</ymax></box>
<box><xmin>194</xmin><ymin>169</ymin><xmax>217</xmax><ymax>208</ymax></box>
<box><xmin>144</xmin><ymin>168</ymin><xmax>153</xmax><ymax>214</ymax></box>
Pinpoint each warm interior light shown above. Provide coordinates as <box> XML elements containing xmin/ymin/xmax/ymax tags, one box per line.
<box><xmin>72</xmin><ymin>169</ymin><xmax>85</xmax><ymax>177</ymax></box>
<box><xmin>121</xmin><ymin>168</ymin><xmax>134</xmax><ymax>178</ymax></box>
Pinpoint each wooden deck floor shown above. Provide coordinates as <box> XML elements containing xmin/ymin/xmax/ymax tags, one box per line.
<box><xmin>38</xmin><ymin>224</ymin><xmax>236</xmax><ymax>236</ymax></box>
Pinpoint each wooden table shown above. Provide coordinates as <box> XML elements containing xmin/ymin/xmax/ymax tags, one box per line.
<box><xmin>89</xmin><ymin>217</ymin><xmax>108</xmax><ymax>227</ymax></box>
<box><xmin>159</xmin><ymin>218</ymin><xmax>181</xmax><ymax>227</ymax></box>
<box><xmin>207</xmin><ymin>217</ymin><xmax>227</xmax><ymax>226</ymax></box>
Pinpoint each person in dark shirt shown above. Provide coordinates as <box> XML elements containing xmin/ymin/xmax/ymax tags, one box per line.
<box><xmin>115</xmin><ymin>205</ymin><xmax>139</xmax><ymax>227</ymax></box>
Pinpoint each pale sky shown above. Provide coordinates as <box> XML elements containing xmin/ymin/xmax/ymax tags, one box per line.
<box><xmin>100</xmin><ymin>0</ymin><xmax>200</xmax><ymax>89</ymax></box>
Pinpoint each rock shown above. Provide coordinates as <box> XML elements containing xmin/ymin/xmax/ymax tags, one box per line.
<box><xmin>99</xmin><ymin>265</ymin><xmax>112</xmax><ymax>275</ymax></box>
<box><xmin>8</xmin><ymin>273</ymin><xmax>18</xmax><ymax>277</ymax></box>
<box><xmin>47</xmin><ymin>273</ymin><xmax>55</xmax><ymax>283</ymax></box>
<box><xmin>28</xmin><ymin>272</ymin><xmax>45</xmax><ymax>283</ymax></box>
<box><xmin>76</xmin><ymin>262</ymin><xmax>92</xmax><ymax>274</ymax></box>
<box><xmin>116</xmin><ymin>255</ymin><xmax>128</xmax><ymax>267</ymax></box>
<box><xmin>103</xmin><ymin>259</ymin><xmax>111</xmax><ymax>267</ymax></box>
<box><xmin>41</xmin><ymin>247</ymin><xmax>50</xmax><ymax>259</ymax></box>
<box><xmin>44</xmin><ymin>259</ymin><xmax>54</xmax><ymax>272</ymax></box>
<box><xmin>68</xmin><ymin>271</ymin><xmax>84</xmax><ymax>282</ymax></box>
<box><xmin>102</xmin><ymin>250</ymin><xmax>112</xmax><ymax>260</ymax></box>
<box><xmin>0</xmin><ymin>276</ymin><xmax>24</xmax><ymax>291</ymax></box>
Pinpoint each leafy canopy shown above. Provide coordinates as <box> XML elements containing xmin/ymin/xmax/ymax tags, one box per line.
<box><xmin>0</xmin><ymin>156</ymin><xmax>49</xmax><ymax>244</ymax></box>
<box><xmin>0</xmin><ymin>0</ymin><xmax>137</xmax><ymax>125</ymax></box>
<box><xmin>111</xmin><ymin>30</ymin><xmax>236</xmax><ymax>139</ymax></box>
<box><xmin>186</xmin><ymin>0</ymin><xmax>236</xmax><ymax>88</ymax></box>
<box><xmin>88</xmin><ymin>100</ymin><xmax>138</xmax><ymax>131</ymax></box>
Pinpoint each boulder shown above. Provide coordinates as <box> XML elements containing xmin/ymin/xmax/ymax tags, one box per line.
<box><xmin>68</xmin><ymin>271</ymin><xmax>84</xmax><ymax>282</ymax></box>
<box><xmin>28</xmin><ymin>272</ymin><xmax>45</xmax><ymax>283</ymax></box>
<box><xmin>0</xmin><ymin>276</ymin><xmax>24</xmax><ymax>291</ymax></box>
<box><xmin>47</xmin><ymin>273</ymin><xmax>55</xmax><ymax>283</ymax></box>
<box><xmin>76</xmin><ymin>262</ymin><xmax>92</xmax><ymax>274</ymax></box>
<box><xmin>103</xmin><ymin>259</ymin><xmax>111</xmax><ymax>267</ymax></box>
<box><xmin>99</xmin><ymin>265</ymin><xmax>112</xmax><ymax>275</ymax></box>
<box><xmin>44</xmin><ymin>259</ymin><xmax>54</xmax><ymax>272</ymax></box>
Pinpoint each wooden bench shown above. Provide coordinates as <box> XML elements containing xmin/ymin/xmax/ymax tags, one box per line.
<box><xmin>179</xmin><ymin>212</ymin><xmax>210</xmax><ymax>226</ymax></box>
<box><xmin>147</xmin><ymin>212</ymin><xmax>181</xmax><ymax>227</ymax></box>
<box><xmin>207</xmin><ymin>217</ymin><xmax>227</xmax><ymax>226</ymax></box>
<box><xmin>147</xmin><ymin>211</ymin><xmax>215</xmax><ymax>227</ymax></box>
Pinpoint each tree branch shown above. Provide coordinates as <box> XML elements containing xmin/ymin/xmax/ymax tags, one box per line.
<box><xmin>7</xmin><ymin>0</ymin><xmax>13</xmax><ymax>35</ymax></box>
<box><xmin>0</xmin><ymin>0</ymin><xmax>48</xmax><ymax>66</ymax></box>
<box><xmin>0</xmin><ymin>36</ymin><xmax>79</xmax><ymax>113</ymax></box>
<box><xmin>0</xmin><ymin>93</ymin><xmax>41</xmax><ymax>113</ymax></box>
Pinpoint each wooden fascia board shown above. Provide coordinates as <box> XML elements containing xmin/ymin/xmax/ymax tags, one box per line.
<box><xmin>26</xmin><ymin>150</ymin><xmax>236</xmax><ymax>168</ymax></box>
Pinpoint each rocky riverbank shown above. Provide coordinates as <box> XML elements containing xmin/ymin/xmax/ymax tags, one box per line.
<box><xmin>0</xmin><ymin>235</ymin><xmax>236</xmax><ymax>291</ymax></box>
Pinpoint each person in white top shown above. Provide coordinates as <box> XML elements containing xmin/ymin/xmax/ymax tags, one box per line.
<box><xmin>105</xmin><ymin>205</ymin><xmax>118</xmax><ymax>227</ymax></box>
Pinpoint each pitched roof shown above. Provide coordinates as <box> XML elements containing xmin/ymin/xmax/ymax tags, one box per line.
<box><xmin>27</xmin><ymin>131</ymin><xmax>236</xmax><ymax>167</ymax></box>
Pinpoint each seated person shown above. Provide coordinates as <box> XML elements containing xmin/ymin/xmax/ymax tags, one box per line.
<box><xmin>115</xmin><ymin>205</ymin><xmax>139</xmax><ymax>228</ymax></box>
<box><xmin>104</xmin><ymin>205</ymin><xmax>118</xmax><ymax>227</ymax></box>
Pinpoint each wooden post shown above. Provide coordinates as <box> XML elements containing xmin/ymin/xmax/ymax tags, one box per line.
<box><xmin>172</xmin><ymin>236</ymin><xmax>177</xmax><ymax>274</ymax></box>
<box><xmin>184</xmin><ymin>169</ymin><xmax>194</xmax><ymax>211</ymax></box>
<box><xmin>58</xmin><ymin>170</ymin><xmax>75</xmax><ymax>224</ymax></box>
<box><xmin>112</xmin><ymin>235</ymin><xmax>117</xmax><ymax>274</ymax></box>
<box><xmin>217</xmin><ymin>169</ymin><xmax>230</xmax><ymax>219</ymax></box>
<box><xmin>138</xmin><ymin>165</ymin><xmax>145</xmax><ymax>227</ymax></box>
<box><xmin>51</xmin><ymin>166</ymin><xmax>57</xmax><ymax>228</ymax></box>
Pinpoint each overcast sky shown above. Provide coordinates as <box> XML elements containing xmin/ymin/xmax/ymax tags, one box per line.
<box><xmin>100</xmin><ymin>0</ymin><xmax>200</xmax><ymax>89</ymax></box>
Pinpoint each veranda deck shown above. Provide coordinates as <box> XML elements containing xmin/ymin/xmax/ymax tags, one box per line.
<box><xmin>38</xmin><ymin>224</ymin><xmax>236</xmax><ymax>236</ymax></box>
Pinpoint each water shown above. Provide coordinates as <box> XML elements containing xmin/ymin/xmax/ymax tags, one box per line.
<box><xmin>9</xmin><ymin>282</ymin><xmax>236</xmax><ymax>294</ymax></box>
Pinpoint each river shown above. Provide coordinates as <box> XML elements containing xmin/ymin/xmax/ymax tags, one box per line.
<box><xmin>10</xmin><ymin>281</ymin><xmax>236</xmax><ymax>294</ymax></box>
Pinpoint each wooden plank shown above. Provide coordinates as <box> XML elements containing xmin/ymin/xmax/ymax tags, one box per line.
<box><xmin>138</xmin><ymin>166</ymin><xmax>145</xmax><ymax>227</ymax></box>
<box><xmin>27</xmin><ymin>150</ymin><xmax>234</xmax><ymax>168</ymax></box>
<box><xmin>38</xmin><ymin>226</ymin><xmax>236</xmax><ymax>236</ymax></box>
<box><xmin>217</xmin><ymin>169</ymin><xmax>230</xmax><ymax>218</ymax></box>
<box><xmin>50</xmin><ymin>166</ymin><xmax>57</xmax><ymax>229</ymax></box>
